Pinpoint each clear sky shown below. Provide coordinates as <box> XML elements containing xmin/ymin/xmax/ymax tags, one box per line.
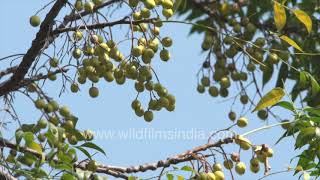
<box><xmin>0</xmin><ymin>1</ymin><xmax>300</xmax><ymax>180</ymax></box>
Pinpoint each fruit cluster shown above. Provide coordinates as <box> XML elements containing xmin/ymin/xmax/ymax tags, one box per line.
<box><xmin>29</xmin><ymin>0</ymin><xmax>177</xmax><ymax>122</ymax></box>
<box><xmin>194</xmin><ymin>0</ymin><xmax>294</xmax><ymax>122</ymax></box>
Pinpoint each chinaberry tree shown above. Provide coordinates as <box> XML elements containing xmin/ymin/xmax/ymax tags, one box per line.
<box><xmin>0</xmin><ymin>0</ymin><xmax>319</xmax><ymax>179</ymax></box>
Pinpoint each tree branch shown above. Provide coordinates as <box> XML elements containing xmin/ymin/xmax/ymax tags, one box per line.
<box><xmin>0</xmin><ymin>0</ymin><xmax>67</xmax><ymax>97</ymax></box>
<box><xmin>0</xmin><ymin>135</ymin><xmax>234</xmax><ymax>179</ymax></box>
<box><xmin>52</xmin><ymin>18</ymin><xmax>155</xmax><ymax>34</ymax></box>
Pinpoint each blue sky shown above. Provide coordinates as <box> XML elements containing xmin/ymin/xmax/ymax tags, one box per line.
<box><xmin>0</xmin><ymin>1</ymin><xmax>301</xmax><ymax>179</ymax></box>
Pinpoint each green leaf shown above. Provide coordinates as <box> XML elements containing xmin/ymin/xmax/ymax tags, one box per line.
<box><xmin>298</xmin><ymin>71</ymin><xmax>308</xmax><ymax>88</ymax></box>
<box><xmin>274</xmin><ymin>101</ymin><xmax>295</xmax><ymax>111</ymax></box>
<box><xmin>80</xmin><ymin>142</ymin><xmax>106</xmax><ymax>156</ymax></box>
<box><xmin>276</xmin><ymin>62</ymin><xmax>288</xmax><ymax>88</ymax></box>
<box><xmin>274</xmin><ymin>1</ymin><xmax>286</xmax><ymax>31</ymax></box>
<box><xmin>128</xmin><ymin>176</ymin><xmax>138</xmax><ymax>180</ymax></box>
<box><xmin>253</xmin><ymin>87</ymin><xmax>285</xmax><ymax>112</ymax></box>
<box><xmin>167</xmin><ymin>174</ymin><xmax>174</xmax><ymax>180</ymax></box>
<box><xmin>262</xmin><ymin>63</ymin><xmax>274</xmax><ymax>88</ymax></box>
<box><xmin>280</xmin><ymin>35</ymin><xmax>303</xmax><ymax>52</ymax></box>
<box><xmin>15</xmin><ymin>130</ymin><xmax>24</xmax><ymax>145</ymax></box>
<box><xmin>23</xmin><ymin>132</ymin><xmax>34</xmax><ymax>144</ymax></box>
<box><xmin>293</xmin><ymin>9</ymin><xmax>312</xmax><ymax>34</ymax></box>
<box><xmin>26</xmin><ymin>142</ymin><xmax>42</xmax><ymax>154</ymax></box>
<box><xmin>75</xmin><ymin>146</ymin><xmax>92</xmax><ymax>160</ymax></box>
<box><xmin>181</xmin><ymin>165</ymin><xmax>194</xmax><ymax>172</ymax></box>
<box><xmin>308</xmin><ymin>74</ymin><xmax>320</xmax><ymax>97</ymax></box>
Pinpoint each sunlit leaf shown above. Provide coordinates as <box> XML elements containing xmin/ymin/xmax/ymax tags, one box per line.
<box><xmin>177</xmin><ymin>175</ymin><xmax>184</xmax><ymax>180</ymax></box>
<box><xmin>308</xmin><ymin>74</ymin><xmax>320</xmax><ymax>97</ymax></box>
<box><xmin>75</xmin><ymin>146</ymin><xmax>92</xmax><ymax>160</ymax></box>
<box><xmin>253</xmin><ymin>87</ymin><xmax>285</xmax><ymax>112</ymax></box>
<box><xmin>293</xmin><ymin>9</ymin><xmax>312</xmax><ymax>34</ymax></box>
<box><xmin>274</xmin><ymin>1</ymin><xmax>286</xmax><ymax>31</ymax></box>
<box><xmin>280</xmin><ymin>35</ymin><xmax>303</xmax><ymax>52</ymax></box>
<box><xmin>181</xmin><ymin>165</ymin><xmax>194</xmax><ymax>172</ymax></box>
<box><xmin>26</xmin><ymin>142</ymin><xmax>42</xmax><ymax>154</ymax></box>
<box><xmin>274</xmin><ymin>101</ymin><xmax>295</xmax><ymax>111</ymax></box>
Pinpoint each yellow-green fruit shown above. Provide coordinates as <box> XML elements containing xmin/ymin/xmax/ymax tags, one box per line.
<box><xmin>59</xmin><ymin>106</ymin><xmax>71</xmax><ymax>117</ymax></box>
<box><xmin>49</xmin><ymin>58</ymin><xmax>59</xmax><ymax>67</ymax></box>
<box><xmin>73</xmin><ymin>30</ymin><xmax>83</xmax><ymax>41</ymax></box>
<box><xmin>197</xmin><ymin>85</ymin><xmax>205</xmax><ymax>93</ymax></box>
<box><xmin>281</xmin><ymin>120</ymin><xmax>291</xmax><ymax>129</ymax></box>
<box><xmin>68</xmin><ymin>135</ymin><xmax>78</xmax><ymax>145</ymax></box>
<box><xmin>235</xmin><ymin>135</ymin><xmax>251</xmax><ymax>150</ymax></box>
<box><xmin>207</xmin><ymin>172</ymin><xmax>216</xmax><ymax>180</ymax></box>
<box><xmin>201</xmin><ymin>76</ymin><xmax>210</xmax><ymax>87</ymax></box>
<box><xmin>27</xmin><ymin>83</ymin><xmax>37</xmax><ymax>92</ymax></box>
<box><xmin>75</xmin><ymin>0</ymin><xmax>84</xmax><ymax>11</ymax></box>
<box><xmin>162</xmin><ymin>0</ymin><xmax>173</xmax><ymax>9</ymax></box>
<box><xmin>141</xmin><ymin>8</ymin><xmax>151</xmax><ymax>18</ymax></box>
<box><xmin>30</xmin><ymin>15</ymin><xmax>41</xmax><ymax>27</ymax></box>
<box><xmin>131</xmin><ymin>99</ymin><xmax>141</xmax><ymax>110</ymax></box>
<box><xmin>265</xmin><ymin>148</ymin><xmax>274</xmax><ymax>157</ymax></box>
<box><xmin>250</xmin><ymin>158</ymin><xmax>259</xmax><ymax>167</ymax></box>
<box><xmin>93</xmin><ymin>0</ymin><xmax>103</xmax><ymax>6</ymax></box>
<box><xmin>220</xmin><ymin>77</ymin><xmax>230</xmax><ymax>88</ymax></box>
<box><xmin>144</xmin><ymin>111</ymin><xmax>153</xmax><ymax>122</ymax></box>
<box><xmin>84</xmin><ymin>2</ymin><xmax>95</xmax><ymax>13</ymax></box>
<box><xmin>132</xmin><ymin>45</ymin><xmax>144</xmax><ymax>57</ymax></box>
<box><xmin>160</xmin><ymin>49</ymin><xmax>170</xmax><ymax>61</ymax></box>
<box><xmin>214</xmin><ymin>171</ymin><xmax>225</xmax><ymax>180</ymax></box>
<box><xmin>257</xmin><ymin>110</ymin><xmax>268</xmax><ymax>120</ymax></box>
<box><xmin>48</xmin><ymin>73</ymin><xmax>57</xmax><ymax>81</ymax></box>
<box><xmin>223</xmin><ymin>159</ymin><xmax>233</xmax><ymax>169</ymax></box>
<box><xmin>64</xmin><ymin>120</ymin><xmax>74</xmax><ymax>129</ymax></box>
<box><xmin>235</xmin><ymin>162</ymin><xmax>246</xmax><ymax>175</ymax></box>
<box><xmin>35</xmin><ymin>99</ymin><xmax>46</xmax><ymax>109</ymax></box>
<box><xmin>87</xmin><ymin>160</ymin><xmax>98</xmax><ymax>172</ymax></box>
<box><xmin>135</xmin><ymin>81</ymin><xmax>145</xmax><ymax>92</ymax></box>
<box><xmin>144</xmin><ymin>0</ymin><xmax>156</xmax><ymax>9</ymax></box>
<box><xmin>212</xmin><ymin>163</ymin><xmax>222</xmax><ymax>172</ymax></box>
<box><xmin>129</xmin><ymin>0</ymin><xmax>139</xmax><ymax>7</ymax></box>
<box><xmin>133</xmin><ymin>12</ymin><xmax>142</xmax><ymax>20</ymax></box>
<box><xmin>208</xmin><ymin>86</ymin><xmax>219</xmax><ymax>97</ymax></box>
<box><xmin>70</xmin><ymin>83</ymin><xmax>79</xmax><ymax>93</ymax></box>
<box><xmin>250</xmin><ymin>164</ymin><xmax>260</xmax><ymax>173</ymax></box>
<box><xmin>49</xmin><ymin>116</ymin><xmax>59</xmax><ymax>126</ymax></box>
<box><xmin>237</xmin><ymin>117</ymin><xmax>248</xmax><ymax>128</ymax></box>
<box><xmin>37</xmin><ymin>119</ymin><xmax>47</xmax><ymax>129</ymax></box>
<box><xmin>73</xmin><ymin>48</ymin><xmax>82</xmax><ymax>59</ymax></box>
<box><xmin>240</xmin><ymin>95</ymin><xmax>248</xmax><ymax>104</ymax></box>
<box><xmin>228</xmin><ymin>111</ymin><xmax>236</xmax><ymax>121</ymax></box>
<box><xmin>161</xmin><ymin>37</ymin><xmax>173</xmax><ymax>47</ymax></box>
<box><xmin>89</xmin><ymin>87</ymin><xmax>99</xmax><ymax>98</ymax></box>
<box><xmin>162</xmin><ymin>8</ymin><xmax>174</xmax><ymax>19</ymax></box>
<box><xmin>135</xmin><ymin>107</ymin><xmax>144</xmax><ymax>117</ymax></box>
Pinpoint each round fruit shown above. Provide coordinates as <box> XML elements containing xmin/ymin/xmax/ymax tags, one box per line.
<box><xmin>240</xmin><ymin>95</ymin><xmax>249</xmax><ymax>104</ymax></box>
<box><xmin>162</xmin><ymin>8</ymin><xmax>173</xmax><ymax>19</ymax></box>
<box><xmin>87</xmin><ymin>160</ymin><xmax>98</xmax><ymax>172</ymax></box>
<box><xmin>131</xmin><ymin>99</ymin><xmax>141</xmax><ymax>110</ymax></box>
<box><xmin>220</xmin><ymin>77</ymin><xmax>230</xmax><ymax>88</ymax></box>
<box><xmin>59</xmin><ymin>106</ymin><xmax>71</xmax><ymax>117</ymax></box>
<box><xmin>257</xmin><ymin>109</ymin><xmax>268</xmax><ymax>120</ymax></box>
<box><xmin>197</xmin><ymin>85</ymin><xmax>205</xmax><ymax>93</ymax></box>
<box><xmin>265</xmin><ymin>147</ymin><xmax>274</xmax><ymax>157</ymax></box>
<box><xmin>250</xmin><ymin>164</ymin><xmax>260</xmax><ymax>173</ymax></box>
<box><xmin>144</xmin><ymin>0</ymin><xmax>156</xmax><ymax>9</ymax></box>
<box><xmin>89</xmin><ymin>87</ymin><xmax>99</xmax><ymax>98</ymax></box>
<box><xmin>29</xmin><ymin>15</ymin><xmax>41</xmax><ymax>27</ymax></box>
<box><xmin>75</xmin><ymin>0</ymin><xmax>84</xmax><ymax>11</ymax></box>
<box><xmin>161</xmin><ymin>37</ymin><xmax>173</xmax><ymax>47</ymax></box>
<box><xmin>228</xmin><ymin>111</ymin><xmax>236</xmax><ymax>121</ymax></box>
<box><xmin>223</xmin><ymin>159</ymin><xmax>233</xmax><ymax>169</ymax></box>
<box><xmin>49</xmin><ymin>58</ymin><xmax>59</xmax><ymax>67</ymax></box>
<box><xmin>70</xmin><ymin>83</ymin><xmax>79</xmax><ymax>93</ymax></box>
<box><xmin>73</xmin><ymin>48</ymin><xmax>82</xmax><ymax>59</ymax></box>
<box><xmin>212</xmin><ymin>163</ymin><xmax>222</xmax><ymax>172</ymax></box>
<box><xmin>235</xmin><ymin>135</ymin><xmax>251</xmax><ymax>150</ymax></box>
<box><xmin>93</xmin><ymin>0</ymin><xmax>103</xmax><ymax>6</ymax></box>
<box><xmin>214</xmin><ymin>171</ymin><xmax>225</xmax><ymax>180</ymax></box>
<box><xmin>160</xmin><ymin>49</ymin><xmax>170</xmax><ymax>61</ymax></box>
<box><xmin>209</xmin><ymin>86</ymin><xmax>219</xmax><ymax>97</ymax></box>
<box><xmin>144</xmin><ymin>111</ymin><xmax>153</xmax><ymax>122</ymax></box>
<box><xmin>235</xmin><ymin>162</ymin><xmax>246</xmax><ymax>175</ymax></box>
<box><xmin>207</xmin><ymin>172</ymin><xmax>216</xmax><ymax>180</ymax></box>
<box><xmin>250</xmin><ymin>158</ymin><xmax>259</xmax><ymax>167</ymax></box>
<box><xmin>231</xmin><ymin>153</ymin><xmax>240</xmax><ymax>162</ymax></box>
<box><xmin>73</xmin><ymin>31</ymin><xmax>83</xmax><ymax>41</ymax></box>
<box><xmin>268</xmin><ymin>53</ymin><xmax>279</xmax><ymax>64</ymax></box>
<box><xmin>162</xmin><ymin>0</ymin><xmax>173</xmax><ymax>9</ymax></box>
<box><xmin>201</xmin><ymin>76</ymin><xmax>210</xmax><ymax>87</ymax></box>
<box><xmin>237</xmin><ymin>117</ymin><xmax>248</xmax><ymax>128</ymax></box>
<box><xmin>84</xmin><ymin>2</ymin><xmax>94</xmax><ymax>13</ymax></box>
<box><xmin>37</xmin><ymin>119</ymin><xmax>47</xmax><ymax>129</ymax></box>
<box><xmin>68</xmin><ymin>135</ymin><xmax>78</xmax><ymax>145</ymax></box>
<box><xmin>281</xmin><ymin>120</ymin><xmax>291</xmax><ymax>129</ymax></box>
<box><xmin>35</xmin><ymin>99</ymin><xmax>46</xmax><ymax>109</ymax></box>
<box><xmin>64</xmin><ymin>120</ymin><xmax>74</xmax><ymax>129</ymax></box>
